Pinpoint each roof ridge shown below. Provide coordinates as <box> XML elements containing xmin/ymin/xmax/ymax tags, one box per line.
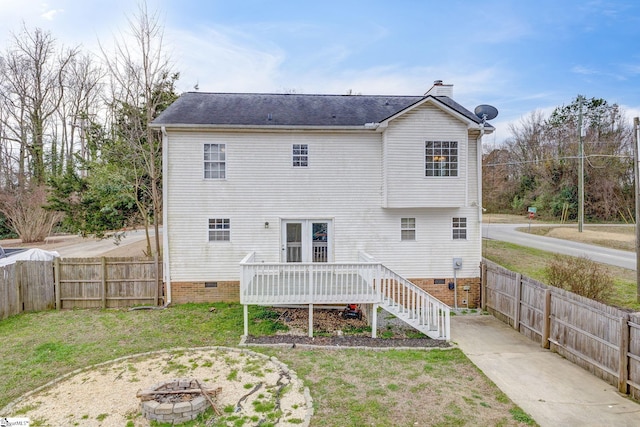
<box><xmin>183</xmin><ymin>91</ymin><xmax>425</xmax><ymax>98</ymax></box>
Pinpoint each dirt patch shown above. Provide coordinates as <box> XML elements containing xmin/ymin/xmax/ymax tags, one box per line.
<box><xmin>483</xmin><ymin>213</ymin><xmax>531</xmax><ymax>224</ymax></box>
<box><xmin>245</xmin><ymin>308</ymin><xmax>450</xmax><ymax>348</ymax></box>
<box><xmin>6</xmin><ymin>348</ymin><xmax>308</xmax><ymax>426</ymax></box>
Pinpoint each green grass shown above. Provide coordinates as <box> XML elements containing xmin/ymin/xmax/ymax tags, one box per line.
<box><xmin>0</xmin><ymin>303</ymin><xmax>536</xmax><ymax>426</ymax></box>
<box><xmin>483</xmin><ymin>239</ymin><xmax>640</xmax><ymax>311</ymax></box>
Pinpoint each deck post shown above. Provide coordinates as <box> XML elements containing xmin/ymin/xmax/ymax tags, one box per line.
<box><xmin>308</xmin><ymin>303</ymin><xmax>314</xmax><ymax>337</ymax></box>
<box><xmin>371</xmin><ymin>303</ymin><xmax>378</xmax><ymax>338</ymax></box>
<box><xmin>243</xmin><ymin>305</ymin><xmax>248</xmax><ymax>336</ymax></box>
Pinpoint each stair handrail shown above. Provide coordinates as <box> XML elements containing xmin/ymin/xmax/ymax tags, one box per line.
<box><xmin>360</xmin><ymin>251</ymin><xmax>450</xmax><ymax>340</ymax></box>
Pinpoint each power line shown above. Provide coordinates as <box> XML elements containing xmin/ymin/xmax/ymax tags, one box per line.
<box><xmin>484</xmin><ymin>154</ymin><xmax>631</xmax><ymax>167</ymax></box>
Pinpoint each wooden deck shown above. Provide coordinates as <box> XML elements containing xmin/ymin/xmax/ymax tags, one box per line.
<box><xmin>240</xmin><ymin>251</ymin><xmax>451</xmax><ymax>340</ymax></box>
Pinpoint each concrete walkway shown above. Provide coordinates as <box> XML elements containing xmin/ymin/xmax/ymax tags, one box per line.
<box><xmin>451</xmin><ymin>315</ymin><xmax>640</xmax><ymax>427</ymax></box>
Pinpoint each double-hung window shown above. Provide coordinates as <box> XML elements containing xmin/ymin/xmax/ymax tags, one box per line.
<box><xmin>452</xmin><ymin>217</ymin><xmax>467</xmax><ymax>240</ymax></box>
<box><xmin>426</xmin><ymin>141</ymin><xmax>458</xmax><ymax>177</ymax></box>
<box><xmin>204</xmin><ymin>143</ymin><xmax>226</xmax><ymax>179</ymax></box>
<box><xmin>293</xmin><ymin>144</ymin><xmax>308</xmax><ymax>167</ymax></box>
<box><xmin>401</xmin><ymin>218</ymin><xmax>416</xmax><ymax>241</ymax></box>
<box><xmin>209</xmin><ymin>218</ymin><xmax>230</xmax><ymax>241</ymax></box>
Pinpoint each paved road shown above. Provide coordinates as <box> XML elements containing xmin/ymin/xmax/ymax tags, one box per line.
<box><xmin>53</xmin><ymin>229</ymin><xmax>158</xmax><ymax>257</ymax></box>
<box><xmin>483</xmin><ymin>223</ymin><xmax>636</xmax><ymax>270</ymax></box>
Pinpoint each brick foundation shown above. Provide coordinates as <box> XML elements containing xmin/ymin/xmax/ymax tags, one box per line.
<box><xmin>166</xmin><ymin>277</ymin><xmax>480</xmax><ymax>308</ymax></box>
<box><xmin>409</xmin><ymin>277</ymin><xmax>481</xmax><ymax>309</ymax></box>
<box><xmin>169</xmin><ymin>281</ymin><xmax>240</xmax><ymax>304</ymax></box>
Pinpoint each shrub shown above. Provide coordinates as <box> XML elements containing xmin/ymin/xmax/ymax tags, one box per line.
<box><xmin>545</xmin><ymin>255</ymin><xmax>613</xmax><ymax>301</ymax></box>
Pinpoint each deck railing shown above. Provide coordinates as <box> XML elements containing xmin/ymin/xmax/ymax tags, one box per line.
<box><xmin>240</xmin><ymin>252</ymin><xmax>380</xmax><ymax>305</ymax></box>
<box><xmin>240</xmin><ymin>251</ymin><xmax>450</xmax><ymax>340</ymax></box>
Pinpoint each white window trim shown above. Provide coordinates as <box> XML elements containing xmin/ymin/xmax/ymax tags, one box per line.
<box><xmin>204</xmin><ymin>143</ymin><xmax>226</xmax><ymax>179</ymax></box>
<box><xmin>208</xmin><ymin>218</ymin><xmax>230</xmax><ymax>242</ymax></box>
<box><xmin>425</xmin><ymin>140</ymin><xmax>458</xmax><ymax>178</ymax></box>
<box><xmin>292</xmin><ymin>143</ymin><xmax>309</xmax><ymax>168</ymax></box>
<box><xmin>452</xmin><ymin>217</ymin><xmax>467</xmax><ymax>240</ymax></box>
<box><xmin>401</xmin><ymin>217</ymin><xmax>416</xmax><ymax>241</ymax></box>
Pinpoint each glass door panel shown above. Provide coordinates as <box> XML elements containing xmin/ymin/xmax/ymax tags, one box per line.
<box><xmin>312</xmin><ymin>222</ymin><xmax>328</xmax><ymax>262</ymax></box>
<box><xmin>286</xmin><ymin>223</ymin><xmax>302</xmax><ymax>263</ymax></box>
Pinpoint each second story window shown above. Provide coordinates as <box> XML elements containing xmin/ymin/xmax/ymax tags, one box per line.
<box><xmin>293</xmin><ymin>144</ymin><xmax>308</xmax><ymax>167</ymax></box>
<box><xmin>426</xmin><ymin>141</ymin><xmax>458</xmax><ymax>177</ymax></box>
<box><xmin>204</xmin><ymin>143</ymin><xmax>226</xmax><ymax>179</ymax></box>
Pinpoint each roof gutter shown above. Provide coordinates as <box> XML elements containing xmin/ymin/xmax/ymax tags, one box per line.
<box><xmin>149</xmin><ymin>123</ymin><xmax>382</xmax><ymax>132</ymax></box>
<box><xmin>161</xmin><ymin>125</ymin><xmax>172</xmax><ymax>307</ymax></box>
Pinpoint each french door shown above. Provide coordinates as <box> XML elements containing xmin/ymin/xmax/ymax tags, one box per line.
<box><xmin>282</xmin><ymin>220</ymin><xmax>332</xmax><ymax>263</ymax></box>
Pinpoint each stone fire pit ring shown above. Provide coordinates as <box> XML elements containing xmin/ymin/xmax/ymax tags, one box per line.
<box><xmin>139</xmin><ymin>378</ymin><xmax>217</xmax><ymax>424</ymax></box>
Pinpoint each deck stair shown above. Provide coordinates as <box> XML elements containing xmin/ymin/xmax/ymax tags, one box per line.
<box><xmin>375</xmin><ymin>264</ymin><xmax>450</xmax><ymax>340</ymax></box>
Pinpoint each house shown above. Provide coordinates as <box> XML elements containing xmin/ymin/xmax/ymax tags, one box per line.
<box><xmin>151</xmin><ymin>81</ymin><xmax>495</xmax><ymax>340</ymax></box>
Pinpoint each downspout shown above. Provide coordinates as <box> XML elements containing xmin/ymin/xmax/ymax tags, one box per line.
<box><xmin>161</xmin><ymin>126</ymin><xmax>172</xmax><ymax>306</ymax></box>
<box><xmin>477</xmin><ymin>122</ymin><xmax>484</xmax><ymax>223</ymax></box>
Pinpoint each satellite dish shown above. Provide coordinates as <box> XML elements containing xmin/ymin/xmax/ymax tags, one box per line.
<box><xmin>474</xmin><ymin>104</ymin><xmax>499</xmax><ymax>121</ymax></box>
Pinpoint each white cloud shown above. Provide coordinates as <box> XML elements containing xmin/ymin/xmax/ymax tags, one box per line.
<box><xmin>40</xmin><ymin>8</ymin><xmax>64</xmax><ymax>21</ymax></box>
<box><xmin>167</xmin><ymin>26</ymin><xmax>285</xmax><ymax>93</ymax></box>
<box><xmin>572</xmin><ymin>65</ymin><xmax>599</xmax><ymax>75</ymax></box>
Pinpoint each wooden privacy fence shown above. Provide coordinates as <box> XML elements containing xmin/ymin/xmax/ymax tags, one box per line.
<box><xmin>0</xmin><ymin>261</ymin><xmax>56</xmax><ymax>319</ymax></box>
<box><xmin>0</xmin><ymin>257</ymin><xmax>162</xmax><ymax>319</ymax></box>
<box><xmin>481</xmin><ymin>259</ymin><xmax>640</xmax><ymax>401</ymax></box>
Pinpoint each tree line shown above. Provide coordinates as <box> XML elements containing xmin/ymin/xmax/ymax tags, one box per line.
<box><xmin>483</xmin><ymin>96</ymin><xmax>635</xmax><ymax>222</ymax></box>
<box><xmin>0</xmin><ymin>4</ymin><xmax>176</xmax><ymax>256</ymax></box>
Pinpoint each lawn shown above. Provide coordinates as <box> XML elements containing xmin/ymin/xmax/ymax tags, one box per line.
<box><xmin>483</xmin><ymin>239</ymin><xmax>640</xmax><ymax>311</ymax></box>
<box><xmin>0</xmin><ymin>303</ymin><xmax>536</xmax><ymax>426</ymax></box>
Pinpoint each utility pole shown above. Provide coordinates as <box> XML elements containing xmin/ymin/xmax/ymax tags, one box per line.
<box><xmin>634</xmin><ymin>117</ymin><xmax>640</xmax><ymax>303</ymax></box>
<box><xmin>578</xmin><ymin>96</ymin><xmax>584</xmax><ymax>233</ymax></box>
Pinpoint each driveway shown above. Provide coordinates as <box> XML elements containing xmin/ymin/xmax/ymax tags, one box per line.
<box><xmin>452</xmin><ymin>315</ymin><xmax>640</xmax><ymax>427</ymax></box>
<box><xmin>483</xmin><ymin>223</ymin><xmax>636</xmax><ymax>270</ymax></box>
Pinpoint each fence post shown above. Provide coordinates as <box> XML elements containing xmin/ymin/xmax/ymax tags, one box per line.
<box><xmin>541</xmin><ymin>288</ymin><xmax>551</xmax><ymax>349</ymax></box>
<box><xmin>101</xmin><ymin>257</ymin><xmax>107</xmax><ymax>309</ymax></box>
<box><xmin>481</xmin><ymin>262</ymin><xmax>487</xmax><ymax>311</ymax></box>
<box><xmin>17</xmin><ymin>260</ymin><xmax>24</xmax><ymax>314</ymax></box>
<box><xmin>54</xmin><ymin>257</ymin><xmax>61</xmax><ymax>310</ymax></box>
<box><xmin>154</xmin><ymin>252</ymin><xmax>160</xmax><ymax>306</ymax></box>
<box><xmin>513</xmin><ymin>273</ymin><xmax>522</xmax><ymax>331</ymax></box>
<box><xmin>618</xmin><ymin>313</ymin><xmax>630</xmax><ymax>393</ymax></box>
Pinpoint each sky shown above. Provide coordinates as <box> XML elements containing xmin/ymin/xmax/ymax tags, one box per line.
<box><xmin>1</xmin><ymin>0</ymin><xmax>640</xmax><ymax>145</ymax></box>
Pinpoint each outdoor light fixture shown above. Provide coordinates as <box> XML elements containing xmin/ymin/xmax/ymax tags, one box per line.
<box><xmin>264</xmin><ymin>222</ymin><xmax>269</xmax><ymax>229</ymax></box>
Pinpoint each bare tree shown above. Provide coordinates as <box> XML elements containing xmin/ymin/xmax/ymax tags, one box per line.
<box><xmin>57</xmin><ymin>53</ymin><xmax>104</xmax><ymax>173</ymax></box>
<box><xmin>100</xmin><ymin>2</ymin><xmax>177</xmax><ymax>257</ymax></box>
<box><xmin>0</xmin><ymin>25</ymin><xmax>77</xmax><ymax>188</ymax></box>
<box><xmin>0</xmin><ymin>185</ymin><xmax>63</xmax><ymax>242</ymax></box>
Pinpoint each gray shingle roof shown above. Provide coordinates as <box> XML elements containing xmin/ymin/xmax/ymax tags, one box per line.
<box><xmin>152</xmin><ymin>92</ymin><xmax>491</xmax><ymax>128</ymax></box>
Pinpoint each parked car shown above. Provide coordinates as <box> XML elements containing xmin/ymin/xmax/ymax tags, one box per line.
<box><xmin>0</xmin><ymin>246</ymin><xmax>27</xmax><ymax>259</ymax></box>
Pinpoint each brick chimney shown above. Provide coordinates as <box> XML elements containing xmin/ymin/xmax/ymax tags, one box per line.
<box><xmin>425</xmin><ymin>80</ymin><xmax>453</xmax><ymax>97</ymax></box>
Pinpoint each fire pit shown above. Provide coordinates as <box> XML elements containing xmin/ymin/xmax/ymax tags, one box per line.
<box><xmin>137</xmin><ymin>378</ymin><xmax>221</xmax><ymax>424</ymax></box>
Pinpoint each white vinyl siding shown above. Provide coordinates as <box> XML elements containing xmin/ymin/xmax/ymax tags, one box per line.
<box><xmin>383</xmin><ymin>103</ymin><xmax>469</xmax><ymax>208</ymax></box>
<box><xmin>165</xmin><ymin>114</ymin><xmax>482</xmax><ymax>281</ymax></box>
